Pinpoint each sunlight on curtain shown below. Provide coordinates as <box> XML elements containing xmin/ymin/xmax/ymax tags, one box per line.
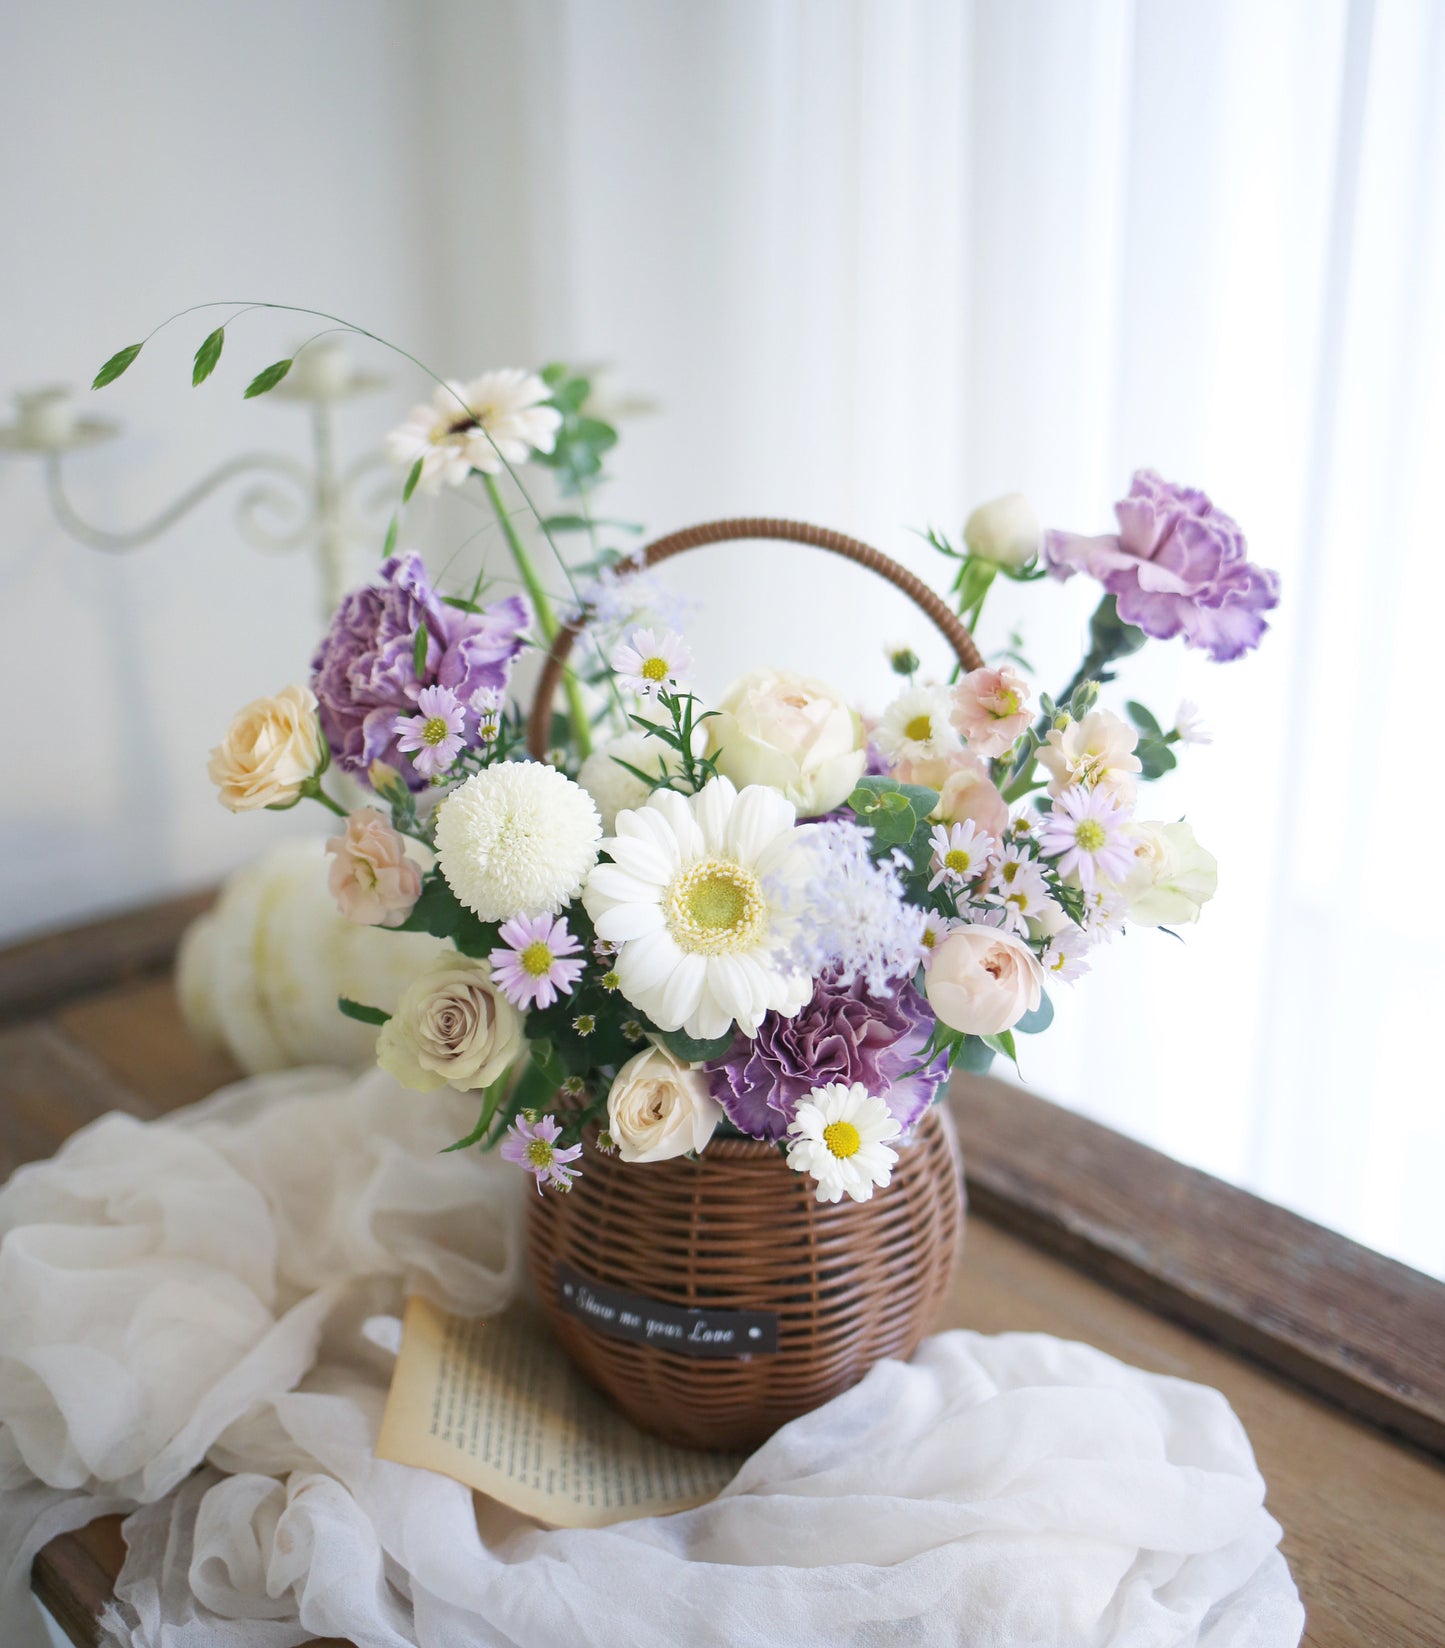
<box><xmin>427</xmin><ymin>0</ymin><xmax>1444</xmax><ymax>1272</ymax></box>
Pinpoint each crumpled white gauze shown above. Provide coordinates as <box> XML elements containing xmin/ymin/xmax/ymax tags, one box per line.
<box><xmin>0</xmin><ymin>1067</ymin><xmax>1303</xmax><ymax>1648</ymax></box>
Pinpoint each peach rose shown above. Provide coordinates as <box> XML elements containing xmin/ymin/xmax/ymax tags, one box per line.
<box><xmin>208</xmin><ymin>684</ymin><xmax>326</xmax><ymax>812</ymax></box>
<box><xmin>933</xmin><ymin>754</ymin><xmax>1010</xmax><ymax>839</ymax></box>
<box><xmin>325</xmin><ymin>808</ymin><xmax>423</xmax><ymax>928</ymax></box>
<box><xmin>926</xmin><ymin>924</ymin><xmax>1045</xmax><ymax>1036</ymax></box>
<box><xmin>950</xmin><ymin>664</ymin><xmax>1032</xmax><ymax>759</ymax></box>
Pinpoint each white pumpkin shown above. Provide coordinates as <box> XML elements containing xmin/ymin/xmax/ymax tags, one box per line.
<box><xmin>178</xmin><ymin>838</ymin><xmax>447</xmax><ymax>1073</ymax></box>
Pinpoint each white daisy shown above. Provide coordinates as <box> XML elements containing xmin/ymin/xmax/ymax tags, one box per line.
<box><xmin>436</xmin><ymin>760</ymin><xmax>602</xmax><ymax>921</ymax></box>
<box><xmin>1172</xmin><ymin>699</ymin><xmax>1212</xmax><ymax>745</ymax></box>
<box><xmin>986</xmin><ymin>847</ymin><xmax>1060</xmax><ymax>935</ymax></box>
<box><xmin>786</xmin><ymin>1082</ymin><xmax>902</xmax><ymax>1205</ymax></box>
<box><xmin>580</xmin><ymin>775</ymin><xmax>812</xmax><ymax>1041</ymax></box>
<box><xmin>919</xmin><ymin>909</ymin><xmax>955</xmax><ymax>970</ymax></box>
<box><xmin>609</xmin><ymin>627</ymin><xmax>693</xmax><ymax>699</ymax></box>
<box><xmin>385</xmin><ymin>369</ymin><xmax>562</xmax><ymax>494</ymax></box>
<box><xmin>1041</xmin><ymin>924</ymin><xmax>1094</xmax><ymax>983</ymax></box>
<box><xmin>873</xmin><ymin>684</ymin><xmax>962</xmax><ymax>768</ymax></box>
<box><xmin>927</xmin><ymin>819</ymin><xmax>997</xmax><ymax>891</ymax></box>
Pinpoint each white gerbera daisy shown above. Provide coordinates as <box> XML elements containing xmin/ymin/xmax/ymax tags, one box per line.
<box><xmin>786</xmin><ymin>1082</ymin><xmax>902</xmax><ymax>1204</ymax></box>
<box><xmin>581</xmin><ymin>775</ymin><xmax>812</xmax><ymax>1040</ymax></box>
<box><xmin>609</xmin><ymin>627</ymin><xmax>693</xmax><ymax>699</ymax></box>
<box><xmin>873</xmin><ymin>684</ymin><xmax>961</xmax><ymax>767</ymax></box>
<box><xmin>385</xmin><ymin>369</ymin><xmax>562</xmax><ymax>494</ymax></box>
<box><xmin>436</xmin><ymin>761</ymin><xmax>602</xmax><ymax>922</ymax></box>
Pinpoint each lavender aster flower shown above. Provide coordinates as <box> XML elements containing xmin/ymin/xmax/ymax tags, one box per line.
<box><xmin>311</xmin><ymin>553</ymin><xmax>529</xmax><ymax>787</ymax></box>
<box><xmin>499</xmin><ymin>1114</ymin><xmax>583</xmax><ymax>1193</ymax></box>
<box><xmin>1043</xmin><ymin>470</ymin><xmax>1279</xmax><ymax>662</ymax></box>
<box><xmin>705</xmin><ymin>972</ymin><xmax>947</xmax><ymax>1142</ymax></box>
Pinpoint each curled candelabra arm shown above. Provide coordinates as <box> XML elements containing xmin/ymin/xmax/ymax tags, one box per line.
<box><xmin>42</xmin><ymin>448</ymin><xmax>316</xmax><ymax>554</ymax></box>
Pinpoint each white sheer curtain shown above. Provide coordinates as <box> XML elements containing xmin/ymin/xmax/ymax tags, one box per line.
<box><xmin>422</xmin><ymin>0</ymin><xmax>1445</xmax><ymax>1272</ymax></box>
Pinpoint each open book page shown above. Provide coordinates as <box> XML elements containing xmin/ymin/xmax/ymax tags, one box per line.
<box><xmin>376</xmin><ymin>1294</ymin><xmax>746</xmax><ymax>1529</ymax></box>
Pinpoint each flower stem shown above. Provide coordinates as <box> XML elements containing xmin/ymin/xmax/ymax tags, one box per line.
<box><xmin>307</xmin><ymin>784</ymin><xmax>349</xmax><ymax>818</ymax></box>
<box><xmin>479</xmin><ymin>470</ymin><xmax>592</xmax><ymax>758</ymax></box>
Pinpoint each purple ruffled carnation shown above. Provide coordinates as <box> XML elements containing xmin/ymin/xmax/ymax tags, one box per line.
<box><xmin>705</xmin><ymin>972</ymin><xmax>947</xmax><ymax>1143</ymax></box>
<box><xmin>310</xmin><ymin>554</ymin><xmax>529</xmax><ymax>787</ymax></box>
<box><xmin>1043</xmin><ymin>470</ymin><xmax>1280</xmax><ymax>662</ymax></box>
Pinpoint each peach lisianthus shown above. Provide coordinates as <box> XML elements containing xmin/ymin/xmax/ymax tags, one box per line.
<box><xmin>325</xmin><ymin>807</ymin><xmax>423</xmax><ymax>928</ymax></box>
<box><xmin>950</xmin><ymin>665</ymin><xmax>1032</xmax><ymax>759</ymax></box>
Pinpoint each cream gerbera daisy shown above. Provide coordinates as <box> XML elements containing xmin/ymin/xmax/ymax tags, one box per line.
<box><xmin>581</xmin><ymin>776</ymin><xmax>812</xmax><ymax>1040</ymax></box>
<box><xmin>786</xmin><ymin>1082</ymin><xmax>902</xmax><ymax>1204</ymax></box>
<box><xmin>385</xmin><ymin>369</ymin><xmax>562</xmax><ymax>494</ymax></box>
<box><xmin>873</xmin><ymin>684</ymin><xmax>962</xmax><ymax>768</ymax></box>
<box><xmin>436</xmin><ymin>761</ymin><xmax>602</xmax><ymax>921</ymax></box>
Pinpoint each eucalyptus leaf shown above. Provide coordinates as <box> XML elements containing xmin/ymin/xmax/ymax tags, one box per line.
<box><xmin>91</xmin><ymin>342</ymin><xmax>143</xmax><ymax>390</ymax></box>
<box><xmin>1136</xmin><ymin>739</ymin><xmax>1178</xmax><ymax>780</ymax></box>
<box><xmin>191</xmin><ymin>327</ymin><xmax>225</xmax><ymax>387</ymax></box>
<box><xmin>1126</xmin><ymin>700</ymin><xmax>1163</xmax><ymax>737</ymax></box>
<box><xmin>659</xmin><ymin>1027</ymin><xmax>736</xmax><ymax>1064</ymax></box>
<box><xmin>243</xmin><ymin>358</ymin><xmax>293</xmax><ymax>398</ymax></box>
<box><xmin>956</xmin><ymin>1036</ymin><xmax>997</xmax><ymax>1074</ymax></box>
<box><xmin>1014</xmin><ymin>991</ymin><xmax>1054</xmax><ymax>1035</ymax></box>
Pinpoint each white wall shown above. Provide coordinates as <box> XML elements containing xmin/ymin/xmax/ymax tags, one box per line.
<box><xmin>2</xmin><ymin>1</ymin><xmax>1442</xmax><ymax>1275</ymax></box>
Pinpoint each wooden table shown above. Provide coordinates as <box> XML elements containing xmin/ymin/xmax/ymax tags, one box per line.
<box><xmin>3</xmin><ymin>896</ymin><xmax>1443</xmax><ymax>1648</ymax></box>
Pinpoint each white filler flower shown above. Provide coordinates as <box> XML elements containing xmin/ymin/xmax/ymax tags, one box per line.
<box><xmin>385</xmin><ymin>369</ymin><xmax>562</xmax><ymax>493</ymax></box>
<box><xmin>581</xmin><ymin>775</ymin><xmax>812</xmax><ymax>1040</ymax></box>
<box><xmin>436</xmin><ymin>761</ymin><xmax>602</xmax><ymax>922</ymax></box>
<box><xmin>786</xmin><ymin>1082</ymin><xmax>902</xmax><ymax>1204</ymax></box>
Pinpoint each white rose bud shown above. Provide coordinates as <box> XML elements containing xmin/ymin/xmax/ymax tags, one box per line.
<box><xmin>926</xmin><ymin>925</ymin><xmax>1045</xmax><ymax>1036</ymax></box>
<box><xmin>376</xmin><ymin>953</ymin><xmax>524</xmax><ymax>1093</ymax></box>
<box><xmin>207</xmin><ymin>684</ymin><xmax>327</xmax><ymax>812</ymax></box>
<box><xmin>1116</xmin><ymin>821</ymin><xmax>1218</xmax><ymax>928</ymax></box>
<box><xmin>707</xmin><ymin>668</ymin><xmax>866</xmax><ymax>818</ymax></box>
<box><xmin>606</xmin><ymin>1040</ymin><xmax>723</xmax><ymax>1163</ymax></box>
<box><xmin>962</xmin><ymin>492</ymin><xmax>1041</xmax><ymax>571</ymax></box>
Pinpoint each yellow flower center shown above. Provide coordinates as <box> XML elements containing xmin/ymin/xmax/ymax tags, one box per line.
<box><xmin>520</xmin><ymin>941</ymin><xmax>554</xmax><ymax>977</ymax></box>
<box><xmin>994</xmin><ymin>689</ymin><xmax>1021</xmax><ymax>716</ymax></box>
<box><xmin>601</xmin><ymin>970</ymin><xmax>621</xmax><ymax>991</ymax></box>
<box><xmin>822</xmin><ymin>1120</ymin><xmax>862</xmax><ymax>1158</ymax></box>
<box><xmin>904</xmin><ymin>713</ymin><xmax>934</xmax><ymax>742</ymax></box>
<box><xmin>921</xmin><ymin>926</ymin><xmax>936</xmax><ymax>950</ymax></box>
<box><xmin>1074</xmin><ymin>819</ymin><xmax>1107</xmax><ymax>853</ymax></box>
<box><xmin>665</xmin><ymin>858</ymin><xmax>767</xmax><ymax>955</ymax></box>
<box><xmin>944</xmin><ymin>848</ymin><xmax>972</xmax><ymax>874</ymax></box>
<box><xmin>1001</xmin><ymin>859</ymin><xmax>1020</xmax><ymax>883</ymax></box>
<box><xmin>1047</xmin><ymin>950</ymin><xmax>1068</xmax><ymax>973</ymax></box>
<box><xmin>526</xmin><ymin>1138</ymin><xmax>554</xmax><ymax>1168</ymax></box>
<box><xmin>640</xmin><ymin>655</ymin><xmax>670</xmax><ymax>682</ymax></box>
<box><xmin>421</xmin><ymin>715</ymin><xmax>450</xmax><ymax>747</ymax></box>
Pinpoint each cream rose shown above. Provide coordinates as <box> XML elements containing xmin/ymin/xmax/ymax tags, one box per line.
<box><xmin>708</xmin><ymin>668</ymin><xmax>866</xmax><ymax>817</ymax></box>
<box><xmin>376</xmin><ymin>953</ymin><xmax>523</xmax><ymax>1093</ymax></box>
<box><xmin>926</xmin><ymin>924</ymin><xmax>1045</xmax><ymax>1036</ymax></box>
<box><xmin>1115</xmin><ymin>821</ymin><xmax>1218</xmax><ymax>928</ymax></box>
<box><xmin>606</xmin><ymin>1040</ymin><xmax>722</xmax><ymax>1162</ymax></box>
<box><xmin>207</xmin><ymin>684</ymin><xmax>327</xmax><ymax>812</ymax></box>
<box><xmin>963</xmin><ymin>492</ymin><xmax>1041</xmax><ymax>571</ymax></box>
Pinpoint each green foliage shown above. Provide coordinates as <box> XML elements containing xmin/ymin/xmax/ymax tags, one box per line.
<box><xmin>627</xmin><ymin>690</ymin><xmax>720</xmax><ymax>794</ymax></box>
<box><xmin>402</xmin><ymin>456</ymin><xmax>424</xmax><ymax>503</ymax></box>
<box><xmin>1014</xmin><ymin>991</ymin><xmax>1054</xmax><ymax>1035</ymax></box>
<box><xmin>383</xmin><ymin>514</ymin><xmax>399</xmax><ymax>557</ymax></box>
<box><xmin>1125</xmin><ymin>700</ymin><xmax>1162</xmax><ymax>738</ymax></box>
<box><xmin>534</xmin><ymin>363</ymin><xmax>619</xmax><ymax>495</ymax></box>
<box><xmin>191</xmin><ymin>327</ymin><xmax>225</xmax><ymax>387</ymax></box>
<box><xmin>441</xmin><ymin>1075</ymin><xmax>512</xmax><ymax>1153</ymax></box>
<box><xmin>847</xmin><ymin>774</ymin><xmax>940</xmax><ymax>854</ymax></box>
<box><xmin>659</xmin><ymin>1027</ymin><xmax>735</xmax><ymax>1063</ymax></box>
<box><xmin>955</xmin><ymin>1035</ymin><xmax>997</xmax><ymax>1074</ymax></box>
<box><xmin>92</xmin><ymin>342</ymin><xmax>143</xmax><ymax>390</ymax></box>
<box><xmin>980</xmin><ymin>1028</ymin><xmax>1019</xmax><ymax>1070</ymax></box>
<box><xmin>393</xmin><ymin>874</ymin><xmax>464</xmax><ymax>938</ymax></box>
<box><xmin>337</xmin><ymin>996</ymin><xmax>390</xmax><ymax>1026</ymax></box>
<box><xmin>243</xmin><ymin>358</ymin><xmax>293</xmax><ymax>399</ymax></box>
<box><xmin>412</xmin><ymin>623</ymin><xmax>428</xmax><ymax>679</ymax></box>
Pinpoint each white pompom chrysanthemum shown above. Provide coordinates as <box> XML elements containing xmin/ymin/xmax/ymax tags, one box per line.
<box><xmin>435</xmin><ymin>761</ymin><xmax>602</xmax><ymax>922</ymax></box>
<box><xmin>577</xmin><ymin>727</ymin><xmax>684</xmax><ymax>833</ymax></box>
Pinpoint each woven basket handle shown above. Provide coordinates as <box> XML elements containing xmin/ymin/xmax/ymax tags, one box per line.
<box><xmin>525</xmin><ymin>516</ymin><xmax>985</xmax><ymax>759</ymax></box>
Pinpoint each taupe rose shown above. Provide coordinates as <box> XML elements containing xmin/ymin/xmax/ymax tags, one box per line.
<box><xmin>377</xmin><ymin>953</ymin><xmax>523</xmax><ymax>1093</ymax></box>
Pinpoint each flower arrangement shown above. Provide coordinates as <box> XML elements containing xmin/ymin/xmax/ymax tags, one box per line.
<box><xmin>96</xmin><ymin>308</ymin><xmax>1278</xmax><ymax>1211</ymax></box>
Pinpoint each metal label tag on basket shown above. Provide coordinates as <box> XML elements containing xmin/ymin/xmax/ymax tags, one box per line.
<box><xmin>556</xmin><ymin>1264</ymin><xmax>780</xmax><ymax>1358</ymax></box>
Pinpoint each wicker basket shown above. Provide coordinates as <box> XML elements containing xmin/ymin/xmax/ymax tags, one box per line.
<box><xmin>523</xmin><ymin>519</ymin><xmax>981</xmax><ymax>1453</ymax></box>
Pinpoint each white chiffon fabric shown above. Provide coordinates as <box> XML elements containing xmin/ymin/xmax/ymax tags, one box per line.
<box><xmin>0</xmin><ymin>1069</ymin><xmax>1303</xmax><ymax>1647</ymax></box>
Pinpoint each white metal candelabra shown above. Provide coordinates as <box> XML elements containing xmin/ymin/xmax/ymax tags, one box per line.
<box><xmin>0</xmin><ymin>340</ymin><xmax>395</xmax><ymax>617</ymax></box>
